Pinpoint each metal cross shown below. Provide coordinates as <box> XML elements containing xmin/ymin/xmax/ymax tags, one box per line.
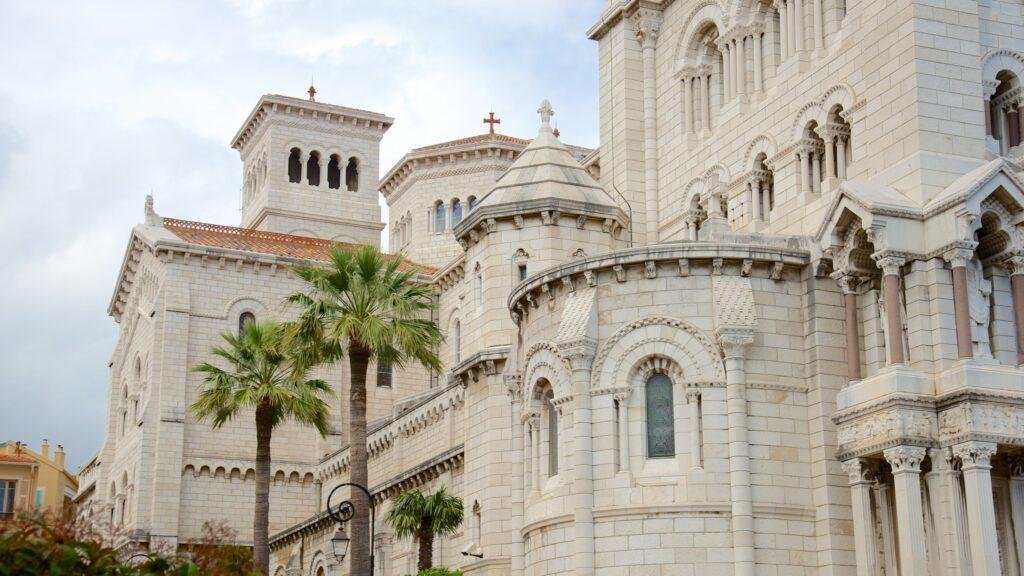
<box><xmin>483</xmin><ymin>111</ymin><xmax>501</xmax><ymax>134</ymax></box>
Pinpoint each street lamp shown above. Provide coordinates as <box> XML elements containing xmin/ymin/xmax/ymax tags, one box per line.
<box><xmin>326</xmin><ymin>482</ymin><xmax>375</xmax><ymax>575</ymax></box>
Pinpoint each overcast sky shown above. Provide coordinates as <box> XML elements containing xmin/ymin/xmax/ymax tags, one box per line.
<box><xmin>0</xmin><ymin>0</ymin><xmax>602</xmax><ymax>470</ymax></box>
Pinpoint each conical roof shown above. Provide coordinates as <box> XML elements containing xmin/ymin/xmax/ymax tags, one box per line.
<box><xmin>473</xmin><ymin>100</ymin><xmax>620</xmax><ymax>212</ymax></box>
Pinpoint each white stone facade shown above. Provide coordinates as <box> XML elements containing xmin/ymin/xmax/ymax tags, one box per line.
<box><xmin>78</xmin><ymin>1</ymin><xmax>1024</xmax><ymax>575</ymax></box>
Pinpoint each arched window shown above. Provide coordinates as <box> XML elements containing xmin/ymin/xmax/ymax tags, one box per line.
<box><xmin>238</xmin><ymin>312</ymin><xmax>255</xmax><ymax>335</ymax></box>
<box><xmin>287</xmin><ymin>148</ymin><xmax>301</xmax><ymax>183</ymax></box>
<box><xmin>545</xmin><ymin>389</ymin><xmax>558</xmax><ymax>475</ymax></box>
<box><xmin>451</xmin><ymin>199</ymin><xmax>463</xmax><ymax>226</ymax></box>
<box><xmin>749</xmin><ymin>153</ymin><xmax>775</xmax><ymax>224</ymax></box>
<box><xmin>327</xmin><ymin>155</ymin><xmax>341</xmax><ymax>189</ymax></box>
<box><xmin>992</xmin><ymin>71</ymin><xmax>1022</xmax><ymax>153</ymax></box>
<box><xmin>307</xmin><ymin>152</ymin><xmax>321</xmax><ymax>186</ymax></box>
<box><xmin>797</xmin><ymin>121</ymin><xmax>825</xmax><ymax>195</ymax></box>
<box><xmin>468</xmin><ymin>195</ymin><xmax>478</xmax><ymax>210</ymax></box>
<box><xmin>120</xmin><ymin>386</ymin><xmax>128</xmax><ymax>437</ymax></box>
<box><xmin>434</xmin><ymin>201</ymin><xmax>446</xmax><ymax>232</ymax></box>
<box><xmin>645</xmin><ymin>373</ymin><xmax>675</xmax><ymax>458</ymax></box>
<box><xmin>345</xmin><ymin>157</ymin><xmax>359</xmax><ymax>191</ymax></box>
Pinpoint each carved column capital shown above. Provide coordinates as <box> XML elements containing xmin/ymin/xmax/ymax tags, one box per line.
<box><xmin>717</xmin><ymin>328</ymin><xmax>755</xmax><ymax>359</ymax></box>
<box><xmin>684</xmin><ymin>385</ymin><xmax>702</xmax><ymax>402</ymax></box>
<box><xmin>953</xmin><ymin>440</ymin><xmax>998</xmax><ymax>470</ymax></box>
<box><xmin>943</xmin><ymin>245</ymin><xmax>978</xmax><ymax>269</ymax></box>
<box><xmin>1004</xmin><ymin>254</ymin><xmax>1024</xmax><ymax>276</ymax></box>
<box><xmin>504</xmin><ymin>373</ymin><xmax>523</xmax><ymax>403</ymax></box>
<box><xmin>842</xmin><ymin>458</ymin><xmax>877</xmax><ymax>485</ymax></box>
<box><xmin>631</xmin><ymin>7</ymin><xmax>663</xmax><ymax>48</ymax></box>
<box><xmin>874</xmin><ymin>255</ymin><xmax>905</xmax><ymax>276</ymax></box>
<box><xmin>558</xmin><ymin>338</ymin><xmax>597</xmax><ymax>371</ymax></box>
<box><xmin>883</xmin><ymin>445</ymin><xmax>927</xmax><ymax>473</ymax></box>
<box><xmin>829</xmin><ymin>270</ymin><xmax>860</xmax><ymax>295</ymax></box>
<box><xmin>1007</xmin><ymin>454</ymin><xmax>1024</xmax><ymax>477</ymax></box>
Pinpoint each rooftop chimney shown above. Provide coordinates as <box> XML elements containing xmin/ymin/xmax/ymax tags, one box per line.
<box><xmin>40</xmin><ymin>439</ymin><xmax>50</xmax><ymax>460</ymax></box>
<box><xmin>55</xmin><ymin>445</ymin><xmax>65</xmax><ymax>469</ymax></box>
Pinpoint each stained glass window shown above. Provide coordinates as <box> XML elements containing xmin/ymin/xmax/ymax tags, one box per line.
<box><xmin>645</xmin><ymin>373</ymin><xmax>675</xmax><ymax>458</ymax></box>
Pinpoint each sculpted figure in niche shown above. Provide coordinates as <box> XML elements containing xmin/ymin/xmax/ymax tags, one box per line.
<box><xmin>967</xmin><ymin>257</ymin><xmax>993</xmax><ymax>358</ymax></box>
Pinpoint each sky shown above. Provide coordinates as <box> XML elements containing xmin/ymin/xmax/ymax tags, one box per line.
<box><xmin>0</xmin><ymin>0</ymin><xmax>604</xmax><ymax>470</ymax></box>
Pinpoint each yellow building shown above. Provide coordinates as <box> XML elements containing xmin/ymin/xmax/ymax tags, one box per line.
<box><xmin>0</xmin><ymin>440</ymin><xmax>78</xmax><ymax>519</ymax></box>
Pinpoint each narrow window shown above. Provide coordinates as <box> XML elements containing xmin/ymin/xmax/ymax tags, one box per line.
<box><xmin>518</xmin><ymin>264</ymin><xmax>528</xmax><ymax>282</ymax></box>
<box><xmin>468</xmin><ymin>195</ymin><xmax>478</xmax><ymax>210</ymax></box>
<box><xmin>287</xmin><ymin>148</ymin><xmax>301</xmax><ymax>183</ymax></box>
<box><xmin>307</xmin><ymin>152</ymin><xmax>321</xmax><ymax>186</ymax></box>
<box><xmin>238</xmin><ymin>312</ymin><xmax>255</xmax><ymax>335</ymax></box>
<box><xmin>645</xmin><ymin>373</ymin><xmax>675</xmax><ymax>458</ymax></box>
<box><xmin>345</xmin><ymin>157</ymin><xmax>359</xmax><ymax>191</ymax></box>
<box><xmin>546</xmin><ymin>391</ymin><xmax>558</xmax><ymax>475</ymax></box>
<box><xmin>451</xmin><ymin>199</ymin><xmax>463</xmax><ymax>226</ymax></box>
<box><xmin>327</xmin><ymin>155</ymin><xmax>341</xmax><ymax>189</ymax></box>
<box><xmin>377</xmin><ymin>361</ymin><xmax>393</xmax><ymax>388</ymax></box>
<box><xmin>434</xmin><ymin>201</ymin><xmax>446</xmax><ymax>232</ymax></box>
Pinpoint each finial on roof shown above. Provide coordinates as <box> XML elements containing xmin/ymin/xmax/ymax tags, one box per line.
<box><xmin>553</xmin><ymin>122</ymin><xmax>560</xmax><ymax>138</ymax></box>
<box><xmin>308</xmin><ymin>83</ymin><xmax>317</xmax><ymax>102</ymax></box>
<box><xmin>537</xmin><ymin>99</ymin><xmax>554</xmax><ymax>130</ymax></box>
<box><xmin>483</xmin><ymin>111</ymin><xmax>501</xmax><ymax>134</ymax></box>
<box><xmin>145</xmin><ymin>193</ymin><xmax>163</xmax><ymax>226</ymax></box>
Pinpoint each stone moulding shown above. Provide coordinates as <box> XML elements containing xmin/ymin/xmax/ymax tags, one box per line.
<box><xmin>506</xmin><ymin>242</ymin><xmax>808</xmax><ymax>319</ymax></box>
<box><xmin>317</xmin><ymin>382</ymin><xmax>466</xmax><ymax>481</ymax></box>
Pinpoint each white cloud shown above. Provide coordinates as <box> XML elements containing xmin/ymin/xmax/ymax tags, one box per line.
<box><xmin>0</xmin><ymin>0</ymin><xmax>602</xmax><ymax>470</ymax></box>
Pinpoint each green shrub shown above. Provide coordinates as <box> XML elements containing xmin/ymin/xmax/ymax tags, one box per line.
<box><xmin>407</xmin><ymin>568</ymin><xmax>463</xmax><ymax>576</ymax></box>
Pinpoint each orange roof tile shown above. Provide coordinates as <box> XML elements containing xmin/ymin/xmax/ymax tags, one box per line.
<box><xmin>0</xmin><ymin>453</ymin><xmax>36</xmax><ymax>464</ymax></box>
<box><xmin>162</xmin><ymin>218</ymin><xmax>436</xmax><ymax>275</ymax></box>
<box><xmin>411</xmin><ymin>132</ymin><xmax>529</xmax><ymax>153</ymax></box>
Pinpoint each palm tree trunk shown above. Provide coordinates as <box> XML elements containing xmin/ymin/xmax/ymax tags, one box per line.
<box><xmin>417</xmin><ymin>527</ymin><xmax>434</xmax><ymax>571</ymax></box>
<box><xmin>348</xmin><ymin>344</ymin><xmax>372</xmax><ymax>576</ymax></box>
<box><xmin>254</xmin><ymin>402</ymin><xmax>273</xmax><ymax>576</ymax></box>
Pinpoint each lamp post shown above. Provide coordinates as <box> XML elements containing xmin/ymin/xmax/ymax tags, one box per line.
<box><xmin>327</xmin><ymin>482</ymin><xmax>375</xmax><ymax>576</ymax></box>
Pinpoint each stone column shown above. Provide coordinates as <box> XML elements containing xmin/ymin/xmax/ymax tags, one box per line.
<box><xmin>530</xmin><ymin>415</ymin><xmax>540</xmax><ymax>491</ymax></box>
<box><xmin>719</xmin><ymin>330</ymin><xmax>755</xmax><ymax>576</ymax></box>
<box><xmin>823</xmin><ymin>132</ymin><xmax>836</xmax><ymax>179</ymax></box>
<box><xmin>798</xmin><ymin>150</ymin><xmax>810</xmax><ymax>194</ymax></box>
<box><xmin>794</xmin><ymin>0</ymin><xmax>805</xmax><ymax>53</ymax></box>
<box><xmin>1009</xmin><ymin>457</ymin><xmax>1024</xmax><ymax>572</ymax></box>
<box><xmin>752</xmin><ymin>32</ymin><xmax>763</xmax><ymax>92</ymax></box>
<box><xmin>1006</xmin><ymin>255</ymin><xmax>1024</xmax><ymax>365</ymax></box>
<box><xmin>318</xmin><ymin>156</ymin><xmax>327</xmax><ymax>187</ymax></box>
<box><xmin>1018</xmin><ymin>102</ymin><xmax>1024</xmax><ymax>144</ymax></box>
<box><xmin>883</xmin><ymin>445</ymin><xmax>929</xmax><ymax>576</ymax></box>
<box><xmin>634</xmin><ymin>8</ymin><xmax>662</xmax><ymax>245</ymax></box>
<box><xmin>506</xmin><ymin>376</ymin><xmax>525</xmax><ymax>573</ymax></box>
<box><xmin>778</xmin><ymin>1</ymin><xmax>789</xmax><ymax>59</ymax></box>
<box><xmin>811</xmin><ymin>150</ymin><xmax>822</xmax><ymax>194</ymax></box>
<box><xmin>684</xmin><ymin>77</ymin><xmax>694</xmax><ymax>134</ymax></box>
<box><xmin>932</xmin><ymin>447</ymin><xmax>972</xmax><ymax>575</ymax></box>
<box><xmin>686</xmin><ymin>388</ymin><xmax>702</xmax><ymax>468</ymax></box>
<box><xmin>876</xmin><ymin>256</ymin><xmax>906</xmax><ymax>365</ymax></box>
<box><xmin>955</xmin><ymin>441</ymin><xmax>1002</xmax><ymax>576</ymax></box>
<box><xmin>788</xmin><ymin>0</ymin><xmax>797</xmax><ymax>57</ymax></box>
<box><xmin>614</xmin><ymin>391</ymin><xmax>630</xmax><ymax>471</ymax></box>
<box><xmin>1008</xmin><ymin>107</ymin><xmax>1021</xmax><ymax>147</ymax></box>
<box><xmin>561</xmin><ymin>341</ymin><xmax>596</xmax><ymax>575</ymax></box>
<box><xmin>874</xmin><ymin>479</ymin><xmax>899</xmax><ymax>576</ymax></box>
<box><xmin>813</xmin><ymin>0</ymin><xmax>824</xmax><ymax>52</ymax></box>
<box><xmin>704</xmin><ymin>74</ymin><xmax>712</xmax><ymax>130</ymax></box>
<box><xmin>750</xmin><ymin>179</ymin><xmax>762</xmax><ymax>223</ymax></box>
<box><xmin>299</xmin><ymin>152</ymin><xmax>308</xmax><ymax>184</ymax></box>
<box><xmin>841</xmin><ymin>459</ymin><xmax>878</xmax><ymax>576</ymax></box>
<box><xmin>985</xmin><ymin>98</ymin><xmax>993</xmax><ymax>136</ymax></box>
<box><xmin>832</xmin><ymin>272</ymin><xmax>861</xmax><ymax>379</ymax></box>
<box><xmin>836</xmin><ymin>136</ymin><xmax>848</xmax><ymax>179</ymax></box>
<box><xmin>945</xmin><ymin>246</ymin><xmax>977</xmax><ymax>360</ymax></box>
<box><xmin>737</xmin><ymin>36</ymin><xmax>747</xmax><ymax>98</ymax></box>
<box><xmin>722</xmin><ymin>43</ymin><xmax>732</xmax><ymax>101</ymax></box>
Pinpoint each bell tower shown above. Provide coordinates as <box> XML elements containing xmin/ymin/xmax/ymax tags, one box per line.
<box><xmin>230</xmin><ymin>91</ymin><xmax>392</xmax><ymax>245</ymax></box>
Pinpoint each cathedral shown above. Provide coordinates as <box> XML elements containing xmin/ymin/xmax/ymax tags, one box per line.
<box><xmin>76</xmin><ymin>0</ymin><xmax>1024</xmax><ymax>574</ymax></box>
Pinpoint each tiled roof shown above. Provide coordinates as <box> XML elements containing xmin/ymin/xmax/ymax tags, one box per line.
<box><xmin>161</xmin><ymin>218</ymin><xmax>435</xmax><ymax>274</ymax></box>
<box><xmin>411</xmin><ymin>132</ymin><xmax>530</xmax><ymax>153</ymax></box>
<box><xmin>0</xmin><ymin>453</ymin><xmax>36</xmax><ymax>464</ymax></box>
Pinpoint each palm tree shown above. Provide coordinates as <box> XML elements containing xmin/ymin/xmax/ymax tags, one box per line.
<box><xmin>384</xmin><ymin>487</ymin><xmax>464</xmax><ymax>571</ymax></box>
<box><xmin>287</xmin><ymin>245</ymin><xmax>443</xmax><ymax>576</ymax></box>
<box><xmin>190</xmin><ymin>320</ymin><xmax>332</xmax><ymax>576</ymax></box>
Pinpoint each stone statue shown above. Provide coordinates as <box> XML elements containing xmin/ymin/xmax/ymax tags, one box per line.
<box><xmin>967</xmin><ymin>257</ymin><xmax>993</xmax><ymax>358</ymax></box>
